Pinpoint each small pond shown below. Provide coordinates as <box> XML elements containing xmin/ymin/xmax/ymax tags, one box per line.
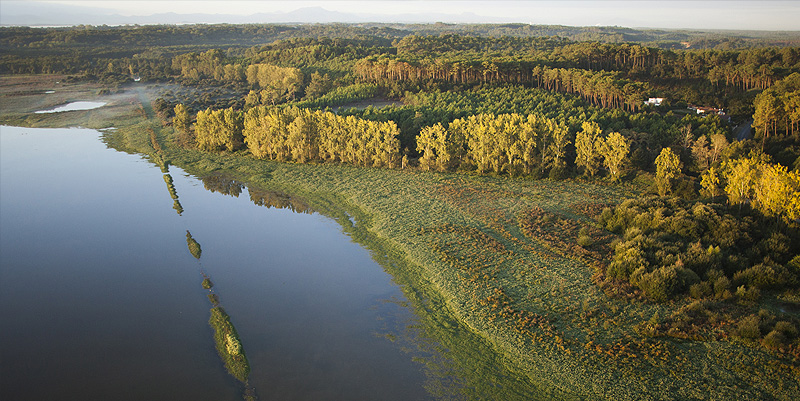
<box><xmin>35</xmin><ymin>101</ymin><xmax>106</xmax><ymax>113</ymax></box>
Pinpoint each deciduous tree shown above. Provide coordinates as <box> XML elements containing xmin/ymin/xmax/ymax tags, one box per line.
<box><xmin>598</xmin><ymin>131</ymin><xmax>629</xmax><ymax>182</ymax></box>
<box><xmin>173</xmin><ymin>103</ymin><xmax>191</xmax><ymax>135</ymax></box>
<box><xmin>575</xmin><ymin>121</ymin><xmax>602</xmax><ymax>176</ymax></box>
<box><xmin>655</xmin><ymin>147</ymin><xmax>682</xmax><ymax>196</ymax></box>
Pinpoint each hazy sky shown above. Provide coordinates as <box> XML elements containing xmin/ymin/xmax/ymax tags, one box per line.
<box><xmin>5</xmin><ymin>1</ymin><xmax>800</xmax><ymax>30</ymax></box>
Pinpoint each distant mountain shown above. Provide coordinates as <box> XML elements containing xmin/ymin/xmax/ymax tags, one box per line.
<box><xmin>0</xmin><ymin>4</ymin><xmax>513</xmax><ymax>26</ymax></box>
<box><xmin>0</xmin><ymin>1</ymin><xmax>115</xmax><ymax>26</ymax></box>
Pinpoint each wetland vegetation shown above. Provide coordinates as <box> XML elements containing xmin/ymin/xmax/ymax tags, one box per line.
<box><xmin>2</xmin><ymin>22</ymin><xmax>800</xmax><ymax>400</ymax></box>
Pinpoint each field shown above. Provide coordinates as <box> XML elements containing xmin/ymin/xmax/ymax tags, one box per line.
<box><xmin>2</xmin><ymin>76</ymin><xmax>798</xmax><ymax>400</ymax></box>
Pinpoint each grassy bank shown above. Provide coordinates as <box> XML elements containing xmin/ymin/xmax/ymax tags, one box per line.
<box><xmin>3</xmin><ymin>77</ymin><xmax>798</xmax><ymax>400</ymax></box>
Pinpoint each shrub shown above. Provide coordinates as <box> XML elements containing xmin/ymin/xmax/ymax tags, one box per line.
<box><xmin>624</xmin><ymin>226</ymin><xmax>644</xmax><ymax>241</ymax></box>
<box><xmin>735</xmin><ymin>285</ymin><xmax>761</xmax><ymax>304</ymax></box>
<box><xmin>762</xmin><ymin>330</ymin><xmax>788</xmax><ymax>350</ymax></box>
<box><xmin>548</xmin><ymin>165</ymin><xmax>569</xmax><ymax>180</ymax></box>
<box><xmin>577</xmin><ymin>234</ymin><xmax>594</xmax><ymax>247</ymax></box>
<box><xmin>667</xmin><ymin>211</ymin><xmax>700</xmax><ymax>241</ymax></box>
<box><xmin>684</xmin><ymin>242</ymin><xmax>722</xmax><ymax>277</ymax></box>
<box><xmin>202</xmin><ymin>278</ymin><xmax>214</xmax><ymax>289</ymax></box>
<box><xmin>608</xmin><ymin>243</ymin><xmax>647</xmax><ymax>280</ymax></box>
<box><xmin>632</xmin><ymin>211</ymin><xmax>655</xmax><ymax>232</ymax></box>
<box><xmin>733</xmin><ymin>262</ymin><xmax>793</xmax><ymax>290</ymax></box>
<box><xmin>635</xmin><ymin>264</ymin><xmax>699</xmax><ymax>302</ymax></box>
<box><xmin>788</xmin><ymin>255</ymin><xmax>800</xmax><ymax>274</ymax></box>
<box><xmin>774</xmin><ymin>321</ymin><xmax>798</xmax><ymax>339</ymax></box>
<box><xmin>593</xmin><ymin>193</ymin><xmax>800</xmax><ymax>304</ymax></box>
<box><xmin>598</xmin><ymin>207</ymin><xmax>614</xmax><ymax>228</ymax></box>
<box><xmin>754</xmin><ymin>232</ymin><xmax>792</xmax><ymax>263</ymax></box>
<box><xmin>225</xmin><ymin>333</ymin><xmax>242</xmax><ymax>355</ymax></box>
<box><xmin>736</xmin><ymin>315</ymin><xmax>762</xmax><ymax>340</ymax></box>
<box><xmin>689</xmin><ymin>281</ymin><xmax>712</xmax><ymax>299</ymax></box>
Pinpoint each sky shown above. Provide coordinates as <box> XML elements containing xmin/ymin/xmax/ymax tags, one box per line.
<box><xmin>2</xmin><ymin>1</ymin><xmax>799</xmax><ymax>30</ymax></box>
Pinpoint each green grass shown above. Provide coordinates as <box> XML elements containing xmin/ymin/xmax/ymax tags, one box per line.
<box><xmin>4</xmin><ymin>78</ymin><xmax>799</xmax><ymax>400</ymax></box>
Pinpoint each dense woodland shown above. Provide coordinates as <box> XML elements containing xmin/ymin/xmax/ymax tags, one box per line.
<box><xmin>3</xmin><ymin>23</ymin><xmax>800</xmax><ymax>331</ymax></box>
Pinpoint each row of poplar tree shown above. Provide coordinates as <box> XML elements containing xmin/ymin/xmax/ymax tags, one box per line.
<box><xmin>185</xmin><ymin>105</ymin><xmax>402</xmax><ymax>168</ymax></box>
<box><xmin>416</xmin><ymin>115</ymin><xmax>630</xmax><ymax>180</ymax></box>
<box><xmin>243</xmin><ymin>106</ymin><xmax>401</xmax><ymax>167</ymax></box>
<box><xmin>182</xmin><ymin>103</ymin><xmax>633</xmax><ymax>180</ymax></box>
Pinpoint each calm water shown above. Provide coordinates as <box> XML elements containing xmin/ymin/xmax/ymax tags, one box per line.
<box><xmin>0</xmin><ymin>126</ymin><xmax>433</xmax><ymax>400</ymax></box>
<box><xmin>34</xmin><ymin>101</ymin><xmax>106</xmax><ymax>113</ymax></box>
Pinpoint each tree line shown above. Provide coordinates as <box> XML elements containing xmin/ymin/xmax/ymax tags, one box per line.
<box><xmin>355</xmin><ymin>57</ymin><xmax>649</xmax><ymax>112</ymax></box>
<box><xmin>753</xmin><ymin>73</ymin><xmax>800</xmax><ymax>141</ymax></box>
<box><xmin>414</xmin><ymin>113</ymin><xmax>630</xmax><ymax>181</ymax></box>
<box><xmin>243</xmin><ymin>106</ymin><xmax>401</xmax><ymax>167</ymax></box>
<box><xmin>187</xmin><ymin>104</ymin><xmax>402</xmax><ymax>168</ymax></box>
<box><xmin>390</xmin><ymin>35</ymin><xmax>800</xmax><ymax>90</ymax></box>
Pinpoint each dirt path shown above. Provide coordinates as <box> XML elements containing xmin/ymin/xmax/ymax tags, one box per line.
<box><xmin>134</xmin><ymin>84</ymin><xmax>156</xmax><ymax>120</ymax></box>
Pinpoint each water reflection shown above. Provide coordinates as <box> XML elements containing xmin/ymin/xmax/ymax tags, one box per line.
<box><xmin>174</xmin><ymin>179</ymin><xmax>257</xmax><ymax>399</ymax></box>
<box><xmin>200</xmin><ymin>172</ymin><xmax>314</xmax><ymax>214</ymax></box>
<box><xmin>249</xmin><ymin>187</ymin><xmax>313</xmax><ymax>214</ymax></box>
<box><xmin>186</xmin><ymin>230</ymin><xmax>202</xmax><ymax>259</ymax></box>
<box><xmin>1</xmin><ymin>126</ymin><xmax>239</xmax><ymax>400</ymax></box>
<box><xmin>201</xmin><ymin>172</ymin><xmax>244</xmax><ymax>198</ymax></box>
<box><xmin>187</xmin><ymin>227</ymin><xmax>255</xmax><ymax>398</ymax></box>
<box><xmin>163</xmin><ymin>173</ymin><xmax>184</xmax><ymax>215</ymax></box>
<box><xmin>187</xmin><ymin>171</ymin><xmax>561</xmax><ymax>400</ymax></box>
<box><xmin>158</xmin><ymin>164</ymin><xmax>255</xmax><ymax>397</ymax></box>
<box><xmin>173</xmin><ymin>199</ymin><xmax>185</xmax><ymax>215</ymax></box>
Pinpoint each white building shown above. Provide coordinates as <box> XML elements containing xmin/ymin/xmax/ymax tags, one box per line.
<box><xmin>644</xmin><ymin>97</ymin><xmax>663</xmax><ymax>106</ymax></box>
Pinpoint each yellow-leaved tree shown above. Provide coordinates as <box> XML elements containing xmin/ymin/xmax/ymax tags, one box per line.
<box><xmin>575</xmin><ymin>121</ymin><xmax>603</xmax><ymax>177</ymax></box>
<box><xmin>194</xmin><ymin>107</ymin><xmax>244</xmax><ymax>152</ymax></box>
<box><xmin>753</xmin><ymin>163</ymin><xmax>800</xmax><ymax>220</ymax></box>
<box><xmin>721</xmin><ymin>155</ymin><xmax>800</xmax><ymax>221</ymax></box>
<box><xmin>655</xmin><ymin>147</ymin><xmax>682</xmax><ymax>196</ymax></box>
<box><xmin>173</xmin><ymin>103</ymin><xmax>191</xmax><ymax>136</ymax></box>
<box><xmin>722</xmin><ymin>156</ymin><xmax>760</xmax><ymax>207</ymax></box>
<box><xmin>597</xmin><ymin>131</ymin><xmax>629</xmax><ymax>182</ymax></box>
<box><xmin>417</xmin><ymin>123</ymin><xmax>448</xmax><ymax>171</ymax></box>
<box><xmin>700</xmin><ymin>166</ymin><xmax>723</xmax><ymax>198</ymax></box>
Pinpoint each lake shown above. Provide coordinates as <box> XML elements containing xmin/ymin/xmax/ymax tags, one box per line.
<box><xmin>0</xmin><ymin>124</ymin><xmax>561</xmax><ymax>400</ymax></box>
<box><xmin>0</xmin><ymin>126</ymin><xmax>434</xmax><ymax>400</ymax></box>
